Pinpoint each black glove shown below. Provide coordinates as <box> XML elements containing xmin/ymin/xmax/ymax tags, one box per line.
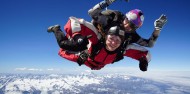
<box><xmin>73</xmin><ymin>34</ymin><xmax>90</xmax><ymax>51</ymax></box>
<box><xmin>105</xmin><ymin>0</ymin><xmax>117</xmax><ymax>5</ymax></box>
<box><xmin>139</xmin><ymin>57</ymin><xmax>148</xmax><ymax>72</ymax></box>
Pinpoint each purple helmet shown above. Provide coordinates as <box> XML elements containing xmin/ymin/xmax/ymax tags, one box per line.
<box><xmin>125</xmin><ymin>9</ymin><xmax>144</xmax><ymax>28</ymax></box>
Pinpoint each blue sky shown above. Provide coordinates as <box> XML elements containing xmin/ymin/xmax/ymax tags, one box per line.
<box><xmin>0</xmin><ymin>0</ymin><xmax>190</xmax><ymax>74</ymax></box>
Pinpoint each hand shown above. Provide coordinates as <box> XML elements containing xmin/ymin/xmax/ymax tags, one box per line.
<box><xmin>76</xmin><ymin>35</ymin><xmax>92</xmax><ymax>45</ymax></box>
<box><xmin>74</xmin><ymin>34</ymin><xmax>92</xmax><ymax>51</ymax></box>
<box><xmin>154</xmin><ymin>14</ymin><xmax>167</xmax><ymax>30</ymax></box>
<box><xmin>139</xmin><ymin>57</ymin><xmax>148</xmax><ymax>72</ymax></box>
<box><xmin>77</xmin><ymin>36</ymin><xmax>89</xmax><ymax>46</ymax></box>
<box><xmin>105</xmin><ymin>0</ymin><xmax>117</xmax><ymax>5</ymax></box>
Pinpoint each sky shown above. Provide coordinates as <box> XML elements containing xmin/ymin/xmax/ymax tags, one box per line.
<box><xmin>0</xmin><ymin>0</ymin><xmax>190</xmax><ymax>74</ymax></box>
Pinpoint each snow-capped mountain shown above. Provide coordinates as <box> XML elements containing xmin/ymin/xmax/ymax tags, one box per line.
<box><xmin>0</xmin><ymin>71</ymin><xmax>190</xmax><ymax>94</ymax></box>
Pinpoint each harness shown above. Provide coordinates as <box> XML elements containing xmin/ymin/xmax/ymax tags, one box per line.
<box><xmin>77</xmin><ymin>39</ymin><xmax>104</xmax><ymax>67</ymax></box>
<box><xmin>77</xmin><ymin>50</ymin><xmax>89</xmax><ymax>66</ymax></box>
<box><xmin>77</xmin><ymin>36</ymin><xmax>132</xmax><ymax>66</ymax></box>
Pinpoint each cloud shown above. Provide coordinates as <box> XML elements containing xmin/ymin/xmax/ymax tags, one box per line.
<box><xmin>28</xmin><ymin>68</ymin><xmax>43</xmax><ymax>71</ymax></box>
<box><xmin>14</xmin><ymin>68</ymin><xmax>61</xmax><ymax>72</ymax></box>
<box><xmin>15</xmin><ymin>67</ymin><xmax>27</xmax><ymax>71</ymax></box>
<box><xmin>15</xmin><ymin>68</ymin><xmax>43</xmax><ymax>72</ymax></box>
<box><xmin>47</xmin><ymin>68</ymin><xmax>60</xmax><ymax>71</ymax></box>
<box><xmin>91</xmin><ymin>66</ymin><xmax>139</xmax><ymax>74</ymax></box>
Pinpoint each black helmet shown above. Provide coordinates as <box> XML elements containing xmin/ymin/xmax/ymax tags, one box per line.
<box><xmin>107</xmin><ymin>26</ymin><xmax>125</xmax><ymax>42</ymax></box>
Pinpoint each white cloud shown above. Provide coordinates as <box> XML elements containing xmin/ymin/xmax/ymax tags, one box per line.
<box><xmin>125</xmin><ymin>70</ymin><xmax>190</xmax><ymax>87</ymax></box>
<box><xmin>75</xmin><ymin>67</ymin><xmax>190</xmax><ymax>87</ymax></box>
<box><xmin>15</xmin><ymin>67</ymin><xmax>27</xmax><ymax>71</ymax></box>
<box><xmin>90</xmin><ymin>66</ymin><xmax>139</xmax><ymax>74</ymax></box>
<box><xmin>47</xmin><ymin>68</ymin><xmax>54</xmax><ymax>71</ymax></box>
<box><xmin>28</xmin><ymin>68</ymin><xmax>43</xmax><ymax>71</ymax></box>
<box><xmin>14</xmin><ymin>68</ymin><xmax>43</xmax><ymax>72</ymax></box>
<box><xmin>47</xmin><ymin>68</ymin><xmax>60</xmax><ymax>71</ymax></box>
<box><xmin>14</xmin><ymin>67</ymin><xmax>63</xmax><ymax>74</ymax></box>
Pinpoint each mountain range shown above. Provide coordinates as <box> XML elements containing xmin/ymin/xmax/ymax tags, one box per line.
<box><xmin>0</xmin><ymin>71</ymin><xmax>190</xmax><ymax>94</ymax></box>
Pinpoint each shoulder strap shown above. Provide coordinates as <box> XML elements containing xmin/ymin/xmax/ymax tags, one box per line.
<box><xmin>113</xmin><ymin>37</ymin><xmax>132</xmax><ymax>63</ymax></box>
<box><xmin>112</xmin><ymin>41</ymin><xmax>126</xmax><ymax>63</ymax></box>
<box><xmin>113</xmin><ymin>50</ymin><xmax>124</xmax><ymax>63</ymax></box>
<box><xmin>90</xmin><ymin>39</ymin><xmax>104</xmax><ymax>60</ymax></box>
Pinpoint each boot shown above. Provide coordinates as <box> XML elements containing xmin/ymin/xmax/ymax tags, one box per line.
<box><xmin>47</xmin><ymin>24</ymin><xmax>61</xmax><ymax>33</ymax></box>
<box><xmin>139</xmin><ymin>57</ymin><xmax>148</xmax><ymax>72</ymax></box>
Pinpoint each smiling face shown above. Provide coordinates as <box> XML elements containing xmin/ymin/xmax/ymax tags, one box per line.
<box><xmin>105</xmin><ymin>35</ymin><xmax>122</xmax><ymax>51</ymax></box>
<box><xmin>123</xmin><ymin>9</ymin><xmax>144</xmax><ymax>33</ymax></box>
<box><xmin>122</xmin><ymin>18</ymin><xmax>137</xmax><ymax>33</ymax></box>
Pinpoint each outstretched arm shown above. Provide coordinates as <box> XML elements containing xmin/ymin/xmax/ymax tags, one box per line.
<box><xmin>136</xmin><ymin>14</ymin><xmax>167</xmax><ymax>47</ymax></box>
<box><xmin>88</xmin><ymin>0</ymin><xmax>116</xmax><ymax>19</ymax></box>
<box><xmin>58</xmin><ymin>48</ymin><xmax>79</xmax><ymax>62</ymax></box>
<box><xmin>123</xmin><ymin>44</ymin><xmax>151</xmax><ymax>71</ymax></box>
<box><xmin>88</xmin><ymin>0</ymin><xmax>121</xmax><ymax>33</ymax></box>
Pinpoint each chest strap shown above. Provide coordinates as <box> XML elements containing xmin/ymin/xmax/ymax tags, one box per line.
<box><xmin>77</xmin><ymin>50</ymin><xmax>89</xmax><ymax>66</ymax></box>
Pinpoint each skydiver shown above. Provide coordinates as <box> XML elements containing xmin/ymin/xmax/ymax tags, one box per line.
<box><xmin>88</xmin><ymin>0</ymin><xmax>167</xmax><ymax>71</ymax></box>
<box><xmin>47</xmin><ymin>17</ymin><xmax>150</xmax><ymax>71</ymax></box>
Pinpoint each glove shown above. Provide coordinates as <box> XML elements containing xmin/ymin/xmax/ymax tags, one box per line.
<box><xmin>73</xmin><ymin>35</ymin><xmax>91</xmax><ymax>51</ymax></box>
<box><xmin>139</xmin><ymin>57</ymin><xmax>148</xmax><ymax>72</ymax></box>
<box><xmin>105</xmin><ymin>0</ymin><xmax>117</xmax><ymax>5</ymax></box>
<box><xmin>99</xmin><ymin>0</ymin><xmax>116</xmax><ymax>9</ymax></box>
<box><xmin>154</xmin><ymin>14</ymin><xmax>167</xmax><ymax>30</ymax></box>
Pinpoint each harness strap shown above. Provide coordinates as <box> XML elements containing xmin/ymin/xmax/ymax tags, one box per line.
<box><xmin>76</xmin><ymin>40</ymin><xmax>104</xmax><ymax>68</ymax></box>
<box><xmin>76</xmin><ymin>50</ymin><xmax>104</xmax><ymax>70</ymax></box>
<box><xmin>77</xmin><ymin>50</ymin><xmax>89</xmax><ymax>66</ymax></box>
<box><xmin>113</xmin><ymin>36</ymin><xmax>132</xmax><ymax>63</ymax></box>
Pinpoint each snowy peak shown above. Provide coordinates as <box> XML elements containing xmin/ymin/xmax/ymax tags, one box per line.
<box><xmin>80</xmin><ymin>70</ymin><xmax>97</xmax><ymax>77</ymax></box>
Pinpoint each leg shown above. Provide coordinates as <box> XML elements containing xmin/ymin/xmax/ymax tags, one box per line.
<box><xmin>47</xmin><ymin>25</ymin><xmax>87</xmax><ymax>51</ymax></box>
<box><xmin>47</xmin><ymin>25</ymin><xmax>68</xmax><ymax>48</ymax></box>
